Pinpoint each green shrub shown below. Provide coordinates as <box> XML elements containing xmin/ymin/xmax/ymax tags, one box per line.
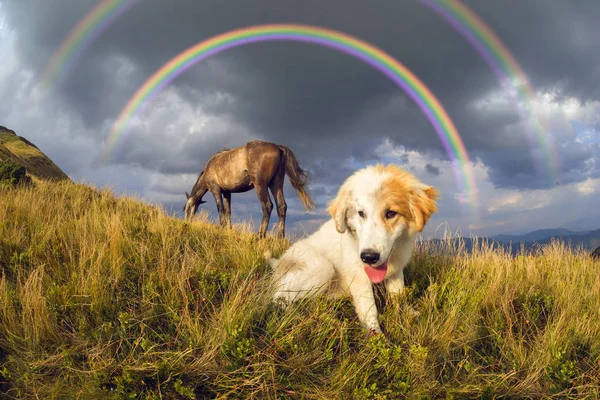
<box><xmin>0</xmin><ymin>160</ymin><xmax>30</xmax><ymax>186</ymax></box>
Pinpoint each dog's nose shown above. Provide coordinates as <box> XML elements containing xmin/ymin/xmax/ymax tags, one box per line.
<box><xmin>360</xmin><ymin>250</ymin><xmax>380</xmax><ymax>265</ymax></box>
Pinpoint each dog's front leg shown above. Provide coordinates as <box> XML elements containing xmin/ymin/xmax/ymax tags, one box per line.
<box><xmin>386</xmin><ymin>268</ymin><xmax>405</xmax><ymax>296</ymax></box>
<box><xmin>347</xmin><ymin>278</ymin><xmax>382</xmax><ymax>334</ymax></box>
<box><xmin>386</xmin><ymin>268</ymin><xmax>420</xmax><ymax>317</ymax></box>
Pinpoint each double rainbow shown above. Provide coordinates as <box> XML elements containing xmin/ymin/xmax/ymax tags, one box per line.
<box><xmin>40</xmin><ymin>0</ymin><xmax>553</xmax><ymax>190</ymax></box>
<box><xmin>99</xmin><ymin>24</ymin><xmax>479</xmax><ymax>216</ymax></box>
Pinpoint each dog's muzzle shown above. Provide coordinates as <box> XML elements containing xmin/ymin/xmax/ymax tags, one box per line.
<box><xmin>360</xmin><ymin>249</ymin><xmax>380</xmax><ymax>265</ymax></box>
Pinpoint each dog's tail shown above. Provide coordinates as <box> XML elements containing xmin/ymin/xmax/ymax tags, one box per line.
<box><xmin>263</xmin><ymin>250</ymin><xmax>277</xmax><ymax>268</ymax></box>
<box><xmin>278</xmin><ymin>144</ymin><xmax>317</xmax><ymax>211</ymax></box>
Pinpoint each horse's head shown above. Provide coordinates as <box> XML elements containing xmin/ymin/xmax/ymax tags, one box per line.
<box><xmin>184</xmin><ymin>170</ymin><xmax>208</xmax><ymax>221</ymax></box>
<box><xmin>183</xmin><ymin>191</ymin><xmax>207</xmax><ymax>221</ymax></box>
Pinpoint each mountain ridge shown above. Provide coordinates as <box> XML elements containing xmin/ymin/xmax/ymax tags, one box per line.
<box><xmin>491</xmin><ymin>228</ymin><xmax>593</xmax><ymax>243</ymax></box>
<box><xmin>423</xmin><ymin>228</ymin><xmax>600</xmax><ymax>255</ymax></box>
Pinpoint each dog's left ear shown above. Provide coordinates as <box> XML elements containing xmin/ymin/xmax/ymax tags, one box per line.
<box><xmin>328</xmin><ymin>186</ymin><xmax>352</xmax><ymax>233</ymax></box>
<box><xmin>409</xmin><ymin>185</ymin><xmax>439</xmax><ymax>233</ymax></box>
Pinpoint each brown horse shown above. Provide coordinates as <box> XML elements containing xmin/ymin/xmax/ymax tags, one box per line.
<box><xmin>184</xmin><ymin>140</ymin><xmax>316</xmax><ymax>238</ymax></box>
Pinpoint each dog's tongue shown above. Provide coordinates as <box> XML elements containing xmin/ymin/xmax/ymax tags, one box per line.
<box><xmin>364</xmin><ymin>261</ymin><xmax>388</xmax><ymax>283</ymax></box>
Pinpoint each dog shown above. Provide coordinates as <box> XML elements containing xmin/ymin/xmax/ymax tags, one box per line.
<box><xmin>267</xmin><ymin>164</ymin><xmax>438</xmax><ymax>334</ymax></box>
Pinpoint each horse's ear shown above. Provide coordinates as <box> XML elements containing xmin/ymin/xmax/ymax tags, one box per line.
<box><xmin>185</xmin><ymin>191</ymin><xmax>190</xmax><ymax>199</ymax></box>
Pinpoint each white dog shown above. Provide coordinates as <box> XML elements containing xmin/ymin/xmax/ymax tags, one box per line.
<box><xmin>267</xmin><ymin>164</ymin><xmax>438</xmax><ymax>334</ymax></box>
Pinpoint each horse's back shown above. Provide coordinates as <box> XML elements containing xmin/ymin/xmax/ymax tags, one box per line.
<box><xmin>205</xmin><ymin>140</ymin><xmax>283</xmax><ymax>190</ymax></box>
<box><xmin>245</xmin><ymin>140</ymin><xmax>284</xmax><ymax>175</ymax></box>
<box><xmin>244</xmin><ymin>140</ymin><xmax>281</xmax><ymax>155</ymax></box>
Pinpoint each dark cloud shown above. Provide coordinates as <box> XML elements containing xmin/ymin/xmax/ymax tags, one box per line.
<box><xmin>1</xmin><ymin>0</ymin><xmax>599</xmax><ymax>236</ymax></box>
<box><xmin>425</xmin><ymin>163</ymin><xmax>440</xmax><ymax>177</ymax></box>
<box><xmin>5</xmin><ymin>1</ymin><xmax>598</xmax><ymax>186</ymax></box>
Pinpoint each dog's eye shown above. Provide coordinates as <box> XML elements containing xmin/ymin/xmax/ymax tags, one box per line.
<box><xmin>385</xmin><ymin>210</ymin><xmax>398</xmax><ymax>219</ymax></box>
<box><xmin>358</xmin><ymin>211</ymin><xmax>365</xmax><ymax>218</ymax></box>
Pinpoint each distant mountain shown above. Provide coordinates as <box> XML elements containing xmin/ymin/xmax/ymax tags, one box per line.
<box><xmin>0</xmin><ymin>125</ymin><xmax>69</xmax><ymax>181</ymax></box>
<box><xmin>423</xmin><ymin>228</ymin><xmax>600</xmax><ymax>256</ymax></box>
<box><xmin>560</xmin><ymin>214</ymin><xmax>600</xmax><ymax>232</ymax></box>
<box><xmin>536</xmin><ymin>228</ymin><xmax>600</xmax><ymax>251</ymax></box>
<box><xmin>491</xmin><ymin>228</ymin><xmax>592</xmax><ymax>244</ymax></box>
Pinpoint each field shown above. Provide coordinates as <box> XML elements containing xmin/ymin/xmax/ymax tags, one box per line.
<box><xmin>1</xmin><ymin>179</ymin><xmax>600</xmax><ymax>399</ymax></box>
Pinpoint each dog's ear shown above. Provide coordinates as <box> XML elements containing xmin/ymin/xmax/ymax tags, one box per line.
<box><xmin>328</xmin><ymin>185</ymin><xmax>352</xmax><ymax>233</ymax></box>
<box><xmin>409</xmin><ymin>185</ymin><xmax>439</xmax><ymax>233</ymax></box>
<box><xmin>185</xmin><ymin>191</ymin><xmax>190</xmax><ymax>200</ymax></box>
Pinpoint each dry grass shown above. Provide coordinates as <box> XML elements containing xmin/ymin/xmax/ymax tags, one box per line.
<box><xmin>1</xmin><ymin>179</ymin><xmax>599</xmax><ymax>399</ymax></box>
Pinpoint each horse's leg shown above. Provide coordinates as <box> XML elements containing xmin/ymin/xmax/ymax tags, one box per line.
<box><xmin>255</xmin><ymin>184</ymin><xmax>273</xmax><ymax>238</ymax></box>
<box><xmin>223</xmin><ymin>191</ymin><xmax>232</xmax><ymax>229</ymax></box>
<box><xmin>210</xmin><ymin>187</ymin><xmax>226</xmax><ymax>227</ymax></box>
<box><xmin>269</xmin><ymin>166</ymin><xmax>287</xmax><ymax>238</ymax></box>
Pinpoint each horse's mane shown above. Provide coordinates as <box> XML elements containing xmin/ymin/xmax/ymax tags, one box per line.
<box><xmin>204</xmin><ymin>148</ymin><xmax>231</xmax><ymax>164</ymax></box>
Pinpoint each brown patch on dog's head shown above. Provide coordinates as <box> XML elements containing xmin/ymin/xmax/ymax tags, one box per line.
<box><xmin>377</xmin><ymin>179</ymin><xmax>413</xmax><ymax>233</ymax></box>
<box><xmin>409</xmin><ymin>185</ymin><xmax>439</xmax><ymax>233</ymax></box>
<box><xmin>376</xmin><ymin>165</ymin><xmax>439</xmax><ymax>234</ymax></box>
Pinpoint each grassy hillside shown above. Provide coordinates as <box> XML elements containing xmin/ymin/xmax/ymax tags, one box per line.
<box><xmin>0</xmin><ymin>126</ymin><xmax>69</xmax><ymax>181</ymax></box>
<box><xmin>1</xmin><ymin>180</ymin><xmax>600</xmax><ymax>399</ymax></box>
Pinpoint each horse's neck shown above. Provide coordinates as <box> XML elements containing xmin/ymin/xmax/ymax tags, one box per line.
<box><xmin>191</xmin><ymin>178</ymin><xmax>207</xmax><ymax>196</ymax></box>
<box><xmin>193</xmin><ymin>185</ymin><xmax>208</xmax><ymax>198</ymax></box>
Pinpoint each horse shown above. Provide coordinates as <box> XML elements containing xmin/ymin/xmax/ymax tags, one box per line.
<box><xmin>184</xmin><ymin>140</ymin><xmax>316</xmax><ymax>238</ymax></box>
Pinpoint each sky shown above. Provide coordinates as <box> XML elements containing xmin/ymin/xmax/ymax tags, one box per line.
<box><xmin>1</xmin><ymin>0</ymin><xmax>599</xmax><ymax>239</ymax></box>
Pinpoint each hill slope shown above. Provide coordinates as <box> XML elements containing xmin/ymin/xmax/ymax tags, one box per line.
<box><xmin>1</xmin><ymin>181</ymin><xmax>599</xmax><ymax>398</ymax></box>
<box><xmin>0</xmin><ymin>125</ymin><xmax>69</xmax><ymax>181</ymax></box>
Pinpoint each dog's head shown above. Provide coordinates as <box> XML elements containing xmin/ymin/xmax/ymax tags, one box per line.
<box><xmin>328</xmin><ymin>164</ymin><xmax>438</xmax><ymax>283</ymax></box>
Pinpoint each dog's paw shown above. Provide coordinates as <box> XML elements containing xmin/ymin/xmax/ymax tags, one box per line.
<box><xmin>366</xmin><ymin>327</ymin><xmax>392</xmax><ymax>345</ymax></box>
<box><xmin>366</xmin><ymin>324</ymin><xmax>383</xmax><ymax>337</ymax></box>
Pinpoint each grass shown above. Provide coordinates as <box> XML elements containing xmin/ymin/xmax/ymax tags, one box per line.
<box><xmin>1</xmin><ymin>179</ymin><xmax>600</xmax><ymax>399</ymax></box>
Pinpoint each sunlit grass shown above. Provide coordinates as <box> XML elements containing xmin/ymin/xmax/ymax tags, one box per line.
<box><xmin>1</xmin><ymin>179</ymin><xmax>599</xmax><ymax>398</ymax></box>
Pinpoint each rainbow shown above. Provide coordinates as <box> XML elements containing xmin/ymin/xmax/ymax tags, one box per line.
<box><xmin>419</xmin><ymin>0</ymin><xmax>559</xmax><ymax>184</ymax></box>
<box><xmin>39</xmin><ymin>0</ymin><xmax>140</xmax><ymax>92</ymax></box>
<box><xmin>101</xmin><ymin>24</ymin><xmax>479</xmax><ymax>217</ymax></box>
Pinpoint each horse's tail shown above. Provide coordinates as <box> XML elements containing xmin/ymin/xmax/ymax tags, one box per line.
<box><xmin>278</xmin><ymin>145</ymin><xmax>317</xmax><ymax>211</ymax></box>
